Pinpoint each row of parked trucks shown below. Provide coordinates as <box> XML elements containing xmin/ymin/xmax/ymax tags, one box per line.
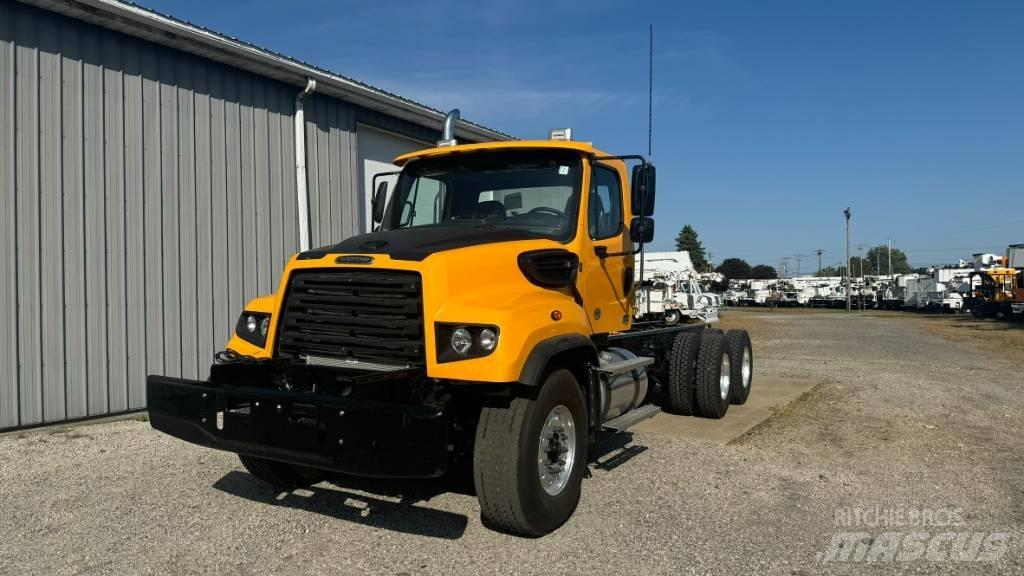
<box><xmin>722</xmin><ymin>245</ymin><xmax>1024</xmax><ymax>319</ymax></box>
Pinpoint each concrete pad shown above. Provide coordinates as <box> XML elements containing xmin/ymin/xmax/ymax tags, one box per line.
<box><xmin>631</xmin><ymin>376</ymin><xmax>820</xmax><ymax>444</ymax></box>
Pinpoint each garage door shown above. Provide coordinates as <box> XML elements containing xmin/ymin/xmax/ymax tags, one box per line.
<box><xmin>357</xmin><ymin>125</ymin><xmax>430</xmax><ymax>233</ymax></box>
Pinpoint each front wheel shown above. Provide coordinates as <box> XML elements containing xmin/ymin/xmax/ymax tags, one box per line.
<box><xmin>238</xmin><ymin>454</ymin><xmax>325</xmax><ymax>489</ymax></box>
<box><xmin>473</xmin><ymin>368</ymin><xmax>588</xmax><ymax>537</ymax></box>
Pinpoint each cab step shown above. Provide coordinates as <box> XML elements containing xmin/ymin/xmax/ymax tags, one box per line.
<box><xmin>601</xmin><ymin>404</ymin><xmax>661</xmax><ymax>432</ymax></box>
<box><xmin>594</xmin><ymin>356</ymin><xmax>655</xmax><ymax>376</ymax></box>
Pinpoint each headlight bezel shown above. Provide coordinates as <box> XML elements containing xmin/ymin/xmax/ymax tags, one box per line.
<box><xmin>435</xmin><ymin>323</ymin><xmax>500</xmax><ymax>363</ymax></box>
<box><xmin>235</xmin><ymin>311</ymin><xmax>272</xmax><ymax>348</ymax></box>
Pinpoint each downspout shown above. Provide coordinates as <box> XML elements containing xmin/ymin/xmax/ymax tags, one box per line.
<box><xmin>294</xmin><ymin>78</ymin><xmax>317</xmax><ymax>252</ymax></box>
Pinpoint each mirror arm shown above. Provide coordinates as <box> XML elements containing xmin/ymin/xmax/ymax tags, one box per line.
<box><xmin>597</xmin><ymin>245</ymin><xmax>642</xmax><ymax>258</ymax></box>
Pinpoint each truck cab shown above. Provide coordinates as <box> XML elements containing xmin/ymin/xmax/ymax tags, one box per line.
<box><xmin>147</xmin><ymin>117</ymin><xmax>752</xmax><ymax>537</ymax></box>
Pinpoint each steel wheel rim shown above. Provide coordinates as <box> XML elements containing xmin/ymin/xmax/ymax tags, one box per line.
<box><xmin>537</xmin><ymin>404</ymin><xmax>576</xmax><ymax>496</ymax></box>
<box><xmin>741</xmin><ymin>347</ymin><xmax>752</xmax><ymax>390</ymax></box>
<box><xmin>720</xmin><ymin>353</ymin><xmax>731</xmax><ymax>400</ymax></box>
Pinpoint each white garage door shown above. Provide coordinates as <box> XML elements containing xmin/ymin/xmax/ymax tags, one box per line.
<box><xmin>357</xmin><ymin>125</ymin><xmax>430</xmax><ymax>233</ymax></box>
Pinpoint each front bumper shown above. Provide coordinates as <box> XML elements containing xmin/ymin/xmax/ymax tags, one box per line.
<box><xmin>146</xmin><ymin>372</ymin><xmax>449</xmax><ymax>478</ymax></box>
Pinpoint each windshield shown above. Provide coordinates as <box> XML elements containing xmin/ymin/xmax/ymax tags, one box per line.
<box><xmin>382</xmin><ymin>150</ymin><xmax>582</xmax><ymax>241</ymax></box>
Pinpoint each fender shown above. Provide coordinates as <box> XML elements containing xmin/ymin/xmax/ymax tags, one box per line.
<box><xmin>517</xmin><ymin>333</ymin><xmax>597</xmax><ymax>386</ymax></box>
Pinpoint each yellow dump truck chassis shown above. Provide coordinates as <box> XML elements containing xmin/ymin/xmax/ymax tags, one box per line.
<box><xmin>146</xmin><ymin>122</ymin><xmax>756</xmax><ymax>536</ymax></box>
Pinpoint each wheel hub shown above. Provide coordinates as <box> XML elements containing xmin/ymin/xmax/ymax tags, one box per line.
<box><xmin>741</xmin><ymin>347</ymin><xmax>751</xmax><ymax>389</ymax></box>
<box><xmin>719</xmin><ymin>354</ymin><xmax>731</xmax><ymax>400</ymax></box>
<box><xmin>538</xmin><ymin>405</ymin><xmax>576</xmax><ymax>496</ymax></box>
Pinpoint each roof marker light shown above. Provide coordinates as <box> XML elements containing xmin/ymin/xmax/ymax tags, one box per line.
<box><xmin>549</xmin><ymin>128</ymin><xmax>573</xmax><ymax>141</ymax></box>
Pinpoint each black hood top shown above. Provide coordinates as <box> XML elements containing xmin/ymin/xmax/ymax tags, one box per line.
<box><xmin>297</xmin><ymin>226</ymin><xmax>546</xmax><ymax>262</ymax></box>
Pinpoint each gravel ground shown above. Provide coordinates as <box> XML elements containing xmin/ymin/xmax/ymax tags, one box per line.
<box><xmin>1</xmin><ymin>311</ymin><xmax>1021</xmax><ymax>575</ymax></box>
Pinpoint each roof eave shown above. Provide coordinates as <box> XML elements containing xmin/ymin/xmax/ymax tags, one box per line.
<box><xmin>19</xmin><ymin>0</ymin><xmax>513</xmax><ymax>142</ymax></box>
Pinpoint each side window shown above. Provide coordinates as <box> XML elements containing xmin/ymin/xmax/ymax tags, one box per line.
<box><xmin>589</xmin><ymin>165</ymin><xmax>623</xmax><ymax>240</ymax></box>
<box><xmin>400</xmin><ymin>177</ymin><xmax>446</xmax><ymax>226</ymax></box>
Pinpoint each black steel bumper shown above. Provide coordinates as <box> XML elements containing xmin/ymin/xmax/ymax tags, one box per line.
<box><xmin>146</xmin><ymin>375</ymin><xmax>449</xmax><ymax>478</ymax></box>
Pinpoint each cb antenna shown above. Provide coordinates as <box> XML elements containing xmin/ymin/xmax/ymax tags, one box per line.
<box><xmin>641</xmin><ymin>23</ymin><xmax>654</xmax><ymax>314</ymax></box>
<box><xmin>648</xmin><ymin>23</ymin><xmax>654</xmax><ymax>160</ymax></box>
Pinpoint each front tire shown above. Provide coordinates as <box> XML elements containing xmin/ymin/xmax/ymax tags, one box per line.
<box><xmin>238</xmin><ymin>454</ymin><xmax>325</xmax><ymax>489</ymax></box>
<box><xmin>473</xmin><ymin>368</ymin><xmax>588</xmax><ymax>537</ymax></box>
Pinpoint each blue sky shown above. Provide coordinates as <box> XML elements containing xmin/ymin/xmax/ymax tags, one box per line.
<box><xmin>141</xmin><ymin>0</ymin><xmax>1024</xmax><ymax>271</ymax></box>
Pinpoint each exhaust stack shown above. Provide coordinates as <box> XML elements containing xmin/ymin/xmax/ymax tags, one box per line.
<box><xmin>437</xmin><ymin>109</ymin><xmax>460</xmax><ymax>147</ymax></box>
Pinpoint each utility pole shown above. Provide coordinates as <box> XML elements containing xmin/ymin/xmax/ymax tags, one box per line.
<box><xmin>857</xmin><ymin>243</ymin><xmax>865</xmax><ymax>311</ymax></box>
<box><xmin>844</xmin><ymin>208</ymin><xmax>851</xmax><ymax>311</ymax></box>
<box><xmin>781</xmin><ymin>257</ymin><xmax>791</xmax><ymax>279</ymax></box>
<box><xmin>857</xmin><ymin>244</ymin><xmax>864</xmax><ymax>278</ymax></box>
<box><xmin>793</xmin><ymin>254</ymin><xmax>808</xmax><ymax>277</ymax></box>
<box><xmin>887</xmin><ymin>237</ymin><xmax>892</xmax><ymax>277</ymax></box>
<box><xmin>815</xmin><ymin>249</ymin><xmax>825</xmax><ymax>274</ymax></box>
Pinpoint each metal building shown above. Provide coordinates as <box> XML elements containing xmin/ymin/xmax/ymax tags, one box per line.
<box><xmin>0</xmin><ymin>0</ymin><xmax>509</xmax><ymax>429</ymax></box>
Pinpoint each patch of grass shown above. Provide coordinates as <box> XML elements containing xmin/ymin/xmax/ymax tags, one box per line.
<box><xmin>911</xmin><ymin>314</ymin><xmax>1024</xmax><ymax>363</ymax></box>
<box><xmin>49</xmin><ymin>429</ymin><xmax>93</xmax><ymax>440</ymax></box>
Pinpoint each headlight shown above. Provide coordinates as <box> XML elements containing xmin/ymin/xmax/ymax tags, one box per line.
<box><xmin>435</xmin><ymin>323</ymin><xmax>499</xmax><ymax>363</ymax></box>
<box><xmin>451</xmin><ymin>328</ymin><xmax>473</xmax><ymax>355</ymax></box>
<box><xmin>236</xmin><ymin>312</ymin><xmax>271</xmax><ymax>348</ymax></box>
<box><xmin>478</xmin><ymin>328</ymin><xmax>497</xmax><ymax>351</ymax></box>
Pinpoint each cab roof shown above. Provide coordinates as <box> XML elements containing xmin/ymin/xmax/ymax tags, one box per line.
<box><xmin>392</xmin><ymin>140</ymin><xmax>618</xmax><ymax>166</ymax></box>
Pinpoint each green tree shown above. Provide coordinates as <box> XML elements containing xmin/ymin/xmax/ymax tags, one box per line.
<box><xmin>816</xmin><ymin>265</ymin><xmax>846</xmax><ymax>277</ymax></box>
<box><xmin>675</xmin><ymin>225</ymin><xmax>708</xmax><ymax>270</ymax></box>
<box><xmin>715</xmin><ymin>258</ymin><xmax>752</xmax><ymax>280</ymax></box>
<box><xmin>751</xmin><ymin>264</ymin><xmax>778</xmax><ymax>279</ymax></box>
<box><xmin>849</xmin><ymin>256</ymin><xmax>876</xmax><ymax>276</ymax></box>
<box><xmin>864</xmin><ymin>245</ymin><xmax>913</xmax><ymax>275</ymax></box>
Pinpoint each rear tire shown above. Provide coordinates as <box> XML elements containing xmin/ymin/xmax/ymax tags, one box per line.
<box><xmin>238</xmin><ymin>454</ymin><xmax>325</xmax><ymax>489</ymax></box>
<box><xmin>695</xmin><ymin>330</ymin><xmax>731</xmax><ymax>419</ymax></box>
<box><xmin>474</xmin><ymin>368</ymin><xmax>588</xmax><ymax>537</ymax></box>
<box><xmin>666</xmin><ymin>332</ymin><xmax>702</xmax><ymax>415</ymax></box>
<box><xmin>725</xmin><ymin>330</ymin><xmax>753</xmax><ymax>405</ymax></box>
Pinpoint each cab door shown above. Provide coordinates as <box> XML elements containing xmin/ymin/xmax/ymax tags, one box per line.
<box><xmin>580</xmin><ymin>162</ymin><xmax>631</xmax><ymax>333</ymax></box>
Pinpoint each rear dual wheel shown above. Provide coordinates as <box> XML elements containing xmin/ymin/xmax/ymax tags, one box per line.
<box><xmin>667</xmin><ymin>332</ymin><xmax>702</xmax><ymax>415</ymax></box>
<box><xmin>669</xmin><ymin>328</ymin><xmax>754</xmax><ymax>418</ymax></box>
<box><xmin>695</xmin><ymin>330</ymin><xmax>732</xmax><ymax>419</ymax></box>
<box><xmin>725</xmin><ymin>330</ymin><xmax>753</xmax><ymax>405</ymax></box>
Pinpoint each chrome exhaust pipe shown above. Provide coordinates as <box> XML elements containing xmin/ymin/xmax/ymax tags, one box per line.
<box><xmin>437</xmin><ymin>109</ymin><xmax>460</xmax><ymax>147</ymax></box>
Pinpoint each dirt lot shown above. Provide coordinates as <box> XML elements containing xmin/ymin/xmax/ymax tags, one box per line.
<box><xmin>2</xmin><ymin>310</ymin><xmax>1022</xmax><ymax>575</ymax></box>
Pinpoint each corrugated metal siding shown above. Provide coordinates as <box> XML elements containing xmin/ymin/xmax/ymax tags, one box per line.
<box><xmin>0</xmin><ymin>0</ymin><xmax>448</xmax><ymax>429</ymax></box>
<box><xmin>1</xmin><ymin>5</ymin><xmax>16</xmax><ymax>429</ymax></box>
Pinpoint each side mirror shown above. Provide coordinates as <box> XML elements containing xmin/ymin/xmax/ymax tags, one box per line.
<box><xmin>631</xmin><ymin>163</ymin><xmax>656</xmax><ymax>216</ymax></box>
<box><xmin>630</xmin><ymin>217</ymin><xmax>654</xmax><ymax>244</ymax></box>
<box><xmin>371</xmin><ymin>180</ymin><xmax>388</xmax><ymax>224</ymax></box>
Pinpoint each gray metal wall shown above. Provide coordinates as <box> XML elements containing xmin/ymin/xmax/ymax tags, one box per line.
<box><xmin>0</xmin><ymin>0</ymin><xmax>444</xmax><ymax>429</ymax></box>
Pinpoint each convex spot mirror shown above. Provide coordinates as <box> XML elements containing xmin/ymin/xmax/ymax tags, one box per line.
<box><xmin>630</xmin><ymin>217</ymin><xmax>654</xmax><ymax>244</ymax></box>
